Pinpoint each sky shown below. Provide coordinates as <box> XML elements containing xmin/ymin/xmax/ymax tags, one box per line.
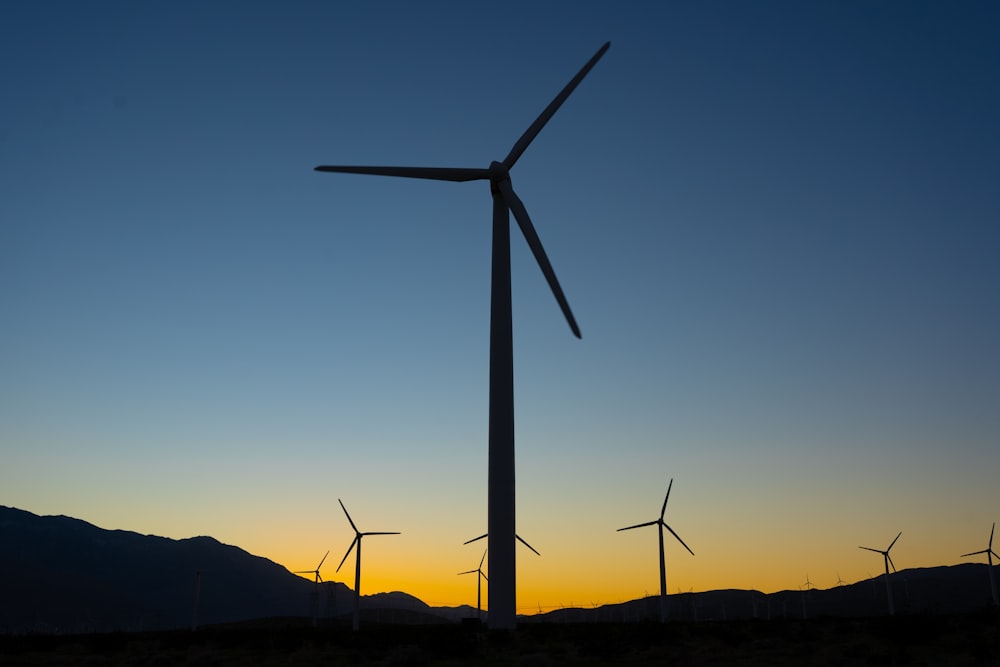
<box><xmin>2</xmin><ymin>1</ymin><xmax>998</xmax><ymax>614</ymax></box>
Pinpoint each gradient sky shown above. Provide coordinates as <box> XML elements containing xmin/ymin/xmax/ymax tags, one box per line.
<box><xmin>3</xmin><ymin>1</ymin><xmax>998</xmax><ymax>613</ymax></box>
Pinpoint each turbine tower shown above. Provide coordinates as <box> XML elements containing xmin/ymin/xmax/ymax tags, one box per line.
<box><xmin>859</xmin><ymin>531</ymin><xmax>901</xmax><ymax>616</ymax></box>
<box><xmin>961</xmin><ymin>522</ymin><xmax>999</xmax><ymax>607</ymax></box>
<box><xmin>617</xmin><ymin>479</ymin><xmax>695</xmax><ymax>623</ymax></box>
<box><xmin>335</xmin><ymin>499</ymin><xmax>399</xmax><ymax>631</ymax></box>
<box><xmin>294</xmin><ymin>550</ymin><xmax>329</xmax><ymax>627</ymax></box>
<box><xmin>458</xmin><ymin>549</ymin><xmax>489</xmax><ymax>621</ymax></box>
<box><xmin>315</xmin><ymin>42</ymin><xmax>609</xmax><ymax>630</ymax></box>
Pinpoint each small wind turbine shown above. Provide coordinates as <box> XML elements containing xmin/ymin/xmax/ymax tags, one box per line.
<box><xmin>316</xmin><ymin>42</ymin><xmax>610</xmax><ymax>630</ymax></box>
<box><xmin>336</xmin><ymin>499</ymin><xmax>400</xmax><ymax>632</ymax></box>
<box><xmin>294</xmin><ymin>550</ymin><xmax>329</xmax><ymax>627</ymax></box>
<box><xmin>458</xmin><ymin>549</ymin><xmax>489</xmax><ymax>621</ymax></box>
<box><xmin>465</xmin><ymin>532</ymin><xmax>541</xmax><ymax>556</ymax></box>
<box><xmin>961</xmin><ymin>522</ymin><xmax>999</xmax><ymax>607</ymax></box>
<box><xmin>617</xmin><ymin>479</ymin><xmax>695</xmax><ymax>623</ymax></box>
<box><xmin>191</xmin><ymin>570</ymin><xmax>204</xmax><ymax>632</ymax></box>
<box><xmin>859</xmin><ymin>531</ymin><xmax>901</xmax><ymax>616</ymax></box>
<box><xmin>835</xmin><ymin>572</ymin><xmax>847</xmax><ymax>586</ymax></box>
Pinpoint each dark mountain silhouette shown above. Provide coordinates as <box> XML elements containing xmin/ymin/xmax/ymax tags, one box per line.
<box><xmin>2</xmin><ymin>506</ymin><xmax>996</xmax><ymax>633</ymax></box>
<box><xmin>0</xmin><ymin>506</ymin><xmax>474</xmax><ymax>632</ymax></box>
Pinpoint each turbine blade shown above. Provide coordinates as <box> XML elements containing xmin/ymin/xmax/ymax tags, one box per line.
<box><xmin>317</xmin><ymin>550</ymin><xmax>330</xmax><ymax>570</ymax></box>
<box><xmin>961</xmin><ymin>549</ymin><xmax>988</xmax><ymax>557</ymax></box>
<box><xmin>661</xmin><ymin>479</ymin><xmax>674</xmax><ymax>520</ymax></box>
<box><xmin>498</xmin><ymin>179</ymin><xmax>581</xmax><ymax>338</ymax></box>
<box><xmin>479</xmin><ymin>549</ymin><xmax>487</xmax><ymax>568</ymax></box>
<box><xmin>464</xmin><ymin>533</ymin><xmax>487</xmax><ymax>545</ymax></box>
<box><xmin>481</xmin><ymin>572</ymin><xmax>488</xmax><ymax>582</ymax></box>
<box><xmin>336</xmin><ymin>536</ymin><xmax>358</xmax><ymax>573</ymax></box>
<box><xmin>664</xmin><ymin>523</ymin><xmax>695</xmax><ymax>556</ymax></box>
<box><xmin>618</xmin><ymin>520</ymin><xmax>658</xmax><ymax>532</ymax></box>
<box><xmin>859</xmin><ymin>546</ymin><xmax>881</xmax><ymax>553</ymax></box>
<box><xmin>516</xmin><ymin>534</ymin><xmax>541</xmax><ymax>556</ymax></box>
<box><xmin>294</xmin><ymin>570</ymin><xmax>312</xmax><ymax>574</ymax></box>
<box><xmin>316</xmin><ymin>573</ymin><xmax>323</xmax><ymax>583</ymax></box>
<box><xmin>887</xmin><ymin>531</ymin><xmax>902</xmax><ymax>551</ymax></box>
<box><xmin>338</xmin><ymin>499</ymin><xmax>359</xmax><ymax>534</ymax></box>
<box><xmin>887</xmin><ymin>554</ymin><xmax>897</xmax><ymax>573</ymax></box>
<box><xmin>502</xmin><ymin>42</ymin><xmax>611</xmax><ymax>170</ymax></box>
<box><xmin>991</xmin><ymin>522</ymin><xmax>996</xmax><ymax>549</ymax></box>
<box><xmin>458</xmin><ymin>569</ymin><xmax>477</xmax><ymax>576</ymax></box>
<box><xmin>363</xmin><ymin>531</ymin><xmax>401</xmax><ymax>536</ymax></box>
<box><xmin>314</xmin><ymin>165</ymin><xmax>490</xmax><ymax>182</ymax></box>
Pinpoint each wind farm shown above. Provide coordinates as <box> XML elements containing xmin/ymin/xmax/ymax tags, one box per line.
<box><xmin>4</xmin><ymin>2</ymin><xmax>999</xmax><ymax>661</ymax></box>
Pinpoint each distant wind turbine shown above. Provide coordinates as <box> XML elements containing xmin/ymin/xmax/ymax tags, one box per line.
<box><xmin>465</xmin><ymin>532</ymin><xmax>541</xmax><ymax>556</ymax></box>
<box><xmin>315</xmin><ymin>42</ymin><xmax>610</xmax><ymax>630</ymax></box>
<box><xmin>859</xmin><ymin>531</ymin><xmax>901</xmax><ymax>616</ymax></box>
<box><xmin>617</xmin><ymin>479</ymin><xmax>695</xmax><ymax>623</ymax></box>
<box><xmin>294</xmin><ymin>550</ymin><xmax>329</xmax><ymax>627</ymax></box>
<box><xmin>960</xmin><ymin>522</ymin><xmax>999</xmax><ymax>607</ymax></box>
<box><xmin>458</xmin><ymin>549</ymin><xmax>489</xmax><ymax>621</ymax></box>
<box><xmin>336</xmin><ymin>499</ymin><xmax>400</xmax><ymax>631</ymax></box>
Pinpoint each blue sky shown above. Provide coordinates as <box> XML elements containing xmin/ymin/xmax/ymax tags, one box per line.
<box><xmin>2</xmin><ymin>1</ymin><xmax>998</xmax><ymax>611</ymax></box>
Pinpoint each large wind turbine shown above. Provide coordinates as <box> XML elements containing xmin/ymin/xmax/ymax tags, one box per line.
<box><xmin>458</xmin><ymin>549</ymin><xmax>489</xmax><ymax>621</ymax></box>
<box><xmin>961</xmin><ymin>522</ymin><xmax>999</xmax><ymax>607</ymax></box>
<box><xmin>336</xmin><ymin>499</ymin><xmax>399</xmax><ymax>631</ymax></box>
<box><xmin>316</xmin><ymin>42</ymin><xmax>610</xmax><ymax>630</ymax></box>
<box><xmin>859</xmin><ymin>531</ymin><xmax>901</xmax><ymax>616</ymax></box>
<box><xmin>617</xmin><ymin>479</ymin><xmax>695</xmax><ymax>623</ymax></box>
<box><xmin>294</xmin><ymin>550</ymin><xmax>329</xmax><ymax>627</ymax></box>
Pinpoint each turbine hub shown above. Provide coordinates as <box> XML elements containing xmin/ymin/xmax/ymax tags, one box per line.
<box><xmin>488</xmin><ymin>160</ymin><xmax>509</xmax><ymax>182</ymax></box>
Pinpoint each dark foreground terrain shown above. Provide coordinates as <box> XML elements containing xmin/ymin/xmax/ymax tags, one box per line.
<box><xmin>2</xmin><ymin>612</ymin><xmax>998</xmax><ymax>666</ymax></box>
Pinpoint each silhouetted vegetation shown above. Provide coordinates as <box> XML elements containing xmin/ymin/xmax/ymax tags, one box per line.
<box><xmin>2</xmin><ymin>612</ymin><xmax>998</xmax><ymax>666</ymax></box>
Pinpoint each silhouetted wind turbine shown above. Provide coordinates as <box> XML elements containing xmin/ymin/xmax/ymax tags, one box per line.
<box><xmin>458</xmin><ymin>549</ymin><xmax>489</xmax><ymax>621</ymax></box>
<box><xmin>961</xmin><ymin>522</ymin><xmax>999</xmax><ymax>607</ymax></box>
<box><xmin>617</xmin><ymin>479</ymin><xmax>695</xmax><ymax>623</ymax></box>
<box><xmin>315</xmin><ymin>42</ymin><xmax>609</xmax><ymax>629</ymax></box>
<box><xmin>336</xmin><ymin>499</ymin><xmax>399</xmax><ymax>631</ymax></box>
<box><xmin>294</xmin><ymin>550</ymin><xmax>329</xmax><ymax>627</ymax></box>
<box><xmin>859</xmin><ymin>531</ymin><xmax>901</xmax><ymax>616</ymax></box>
<box><xmin>465</xmin><ymin>532</ymin><xmax>541</xmax><ymax>556</ymax></box>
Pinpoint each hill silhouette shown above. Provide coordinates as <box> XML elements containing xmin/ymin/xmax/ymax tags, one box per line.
<box><xmin>1</xmin><ymin>506</ymin><xmax>996</xmax><ymax>633</ymax></box>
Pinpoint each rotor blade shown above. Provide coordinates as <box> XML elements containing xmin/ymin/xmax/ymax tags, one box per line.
<box><xmin>464</xmin><ymin>533</ymin><xmax>487</xmax><ymax>545</ymax></box>
<box><xmin>516</xmin><ymin>534</ymin><xmax>541</xmax><ymax>556</ymax></box>
<box><xmin>503</xmin><ymin>42</ymin><xmax>610</xmax><ymax>170</ymax></box>
<box><xmin>887</xmin><ymin>531</ymin><xmax>902</xmax><ymax>551</ymax></box>
<box><xmin>618</xmin><ymin>520</ymin><xmax>658</xmax><ymax>532</ymax></box>
<box><xmin>961</xmin><ymin>549</ymin><xmax>988</xmax><ymax>557</ymax></box>
<box><xmin>362</xmin><ymin>531</ymin><xmax>401</xmax><ymax>536</ymax></box>
<box><xmin>316</xmin><ymin>550</ymin><xmax>330</xmax><ymax>570</ymax></box>
<box><xmin>859</xmin><ymin>546</ymin><xmax>882</xmax><ymax>554</ymax></box>
<box><xmin>481</xmin><ymin>572</ymin><xmax>488</xmax><ymax>582</ymax></box>
<box><xmin>316</xmin><ymin>573</ymin><xmax>323</xmax><ymax>583</ymax></box>
<box><xmin>887</xmin><ymin>554</ymin><xmax>897</xmax><ymax>573</ymax></box>
<box><xmin>479</xmin><ymin>549</ymin><xmax>487</xmax><ymax>568</ymax></box>
<box><xmin>664</xmin><ymin>523</ymin><xmax>695</xmax><ymax>556</ymax></box>
<box><xmin>498</xmin><ymin>179</ymin><xmax>581</xmax><ymax>338</ymax></box>
<box><xmin>336</xmin><ymin>536</ymin><xmax>359</xmax><ymax>573</ymax></box>
<box><xmin>314</xmin><ymin>165</ymin><xmax>490</xmax><ymax>182</ymax></box>
<box><xmin>338</xmin><ymin>499</ymin><xmax>359</xmax><ymax>533</ymax></box>
<box><xmin>661</xmin><ymin>479</ymin><xmax>674</xmax><ymax>520</ymax></box>
<box><xmin>458</xmin><ymin>569</ymin><xmax>477</xmax><ymax>576</ymax></box>
<box><xmin>991</xmin><ymin>522</ymin><xmax>996</xmax><ymax>549</ymax></box>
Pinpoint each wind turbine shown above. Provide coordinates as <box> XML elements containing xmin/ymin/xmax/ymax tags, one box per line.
<box><xmin>336</xmin><ymin>499</ymin><xmax>400</xmax><ymax>631</ymax></box>
<box><xmin>458</xmin><ymin>549</ymin><xmax>489</xmax><ymax>621</ymax></box>
<box><xmin>294</xmin><ymin>550</ymin><xmax>329</xmax><ymax>627</ymax></box>
<box><xmin>617</xmin><ymin>479</ymin><xmax>695</xmax><ymax>623</ymax></box>
<box><xmin>961</xmin><ymin>522</ymin><xmax>999</xmax><ymax>607</ymax></box>
<box><xmin>315</xmin><ymin>42</ymin><xmax>609</xmax><ymax>630</ymax></box>
<box><xmin>859</xmin><ymin>531</ymin><xmax>901</xmax><ymax>616</ymax></box>
<box><xmin>465</xmin><ymin>532</ymin><xmax>541</xmax><ymax>556</ymax></box>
